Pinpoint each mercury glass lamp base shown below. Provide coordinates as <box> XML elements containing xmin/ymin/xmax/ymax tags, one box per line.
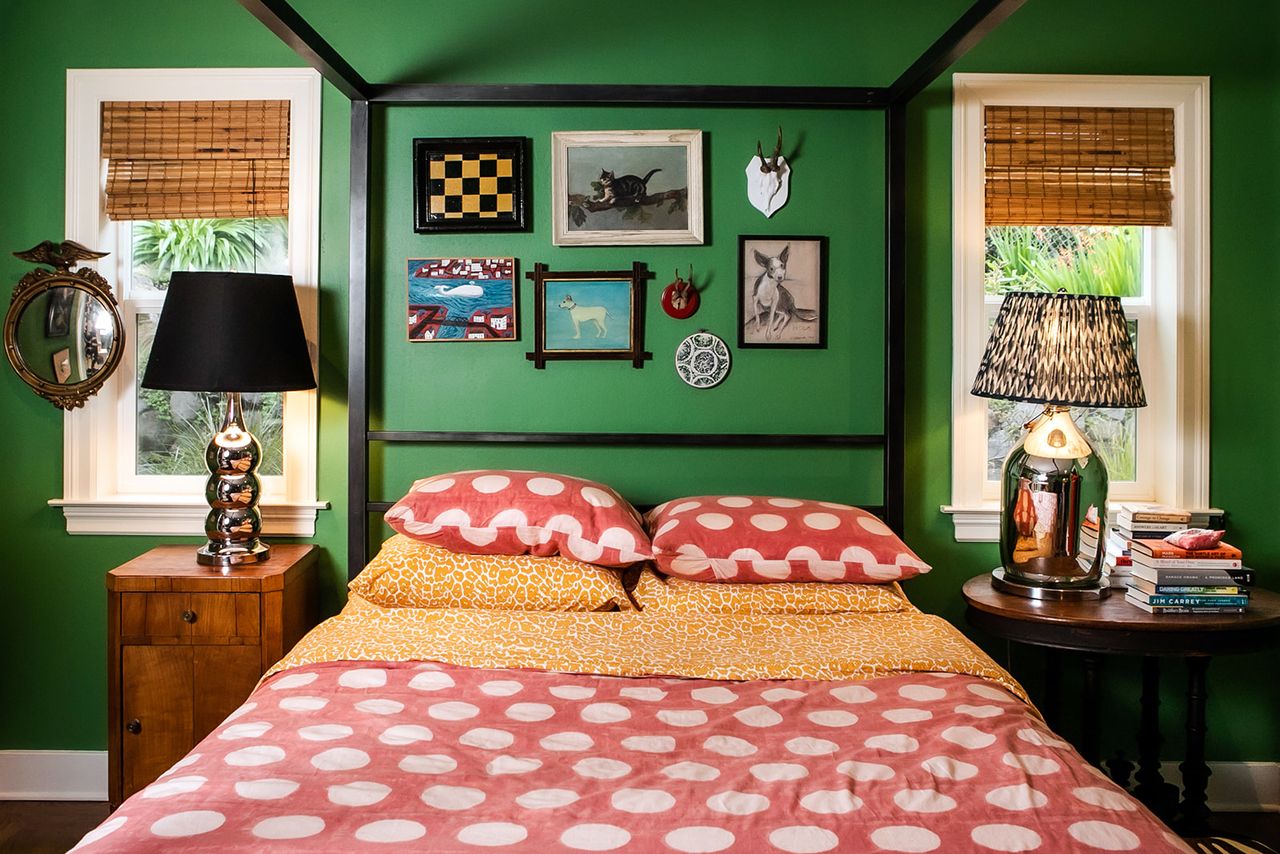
<box><xmin>991</xmin><ymin>567</ymin><xmax>1111</xmax><ymax>601</ymax></box>
<box><xmin>197</xmin><ymin>540</ymin><xmax>270</xmax><ymax>567</ymax></box>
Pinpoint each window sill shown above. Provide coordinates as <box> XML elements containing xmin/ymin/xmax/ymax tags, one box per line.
<box><xmin>940</xmin><ymin>505</ymin><xmax>1001</xmax><ymax>542</ymax></box>
<box><xmin>49</xmin><ymin>498</ymin><xmax>329</xmax><ymax>537</ymax></box>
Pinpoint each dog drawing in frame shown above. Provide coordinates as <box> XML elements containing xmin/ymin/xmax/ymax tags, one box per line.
<box><xmin>557</xmin><ymin>294</ymin><xmax>610</xmax><ymax>339</ymax></box>
<box><xmin>749</xmin><ymin>245</ymin><xmax>817</xmax><ymax>339</ymax></box>
<box><xmin>738</xmin><ymin>236</ymin><xmax>827</xmax><ymax>349</ymax></box>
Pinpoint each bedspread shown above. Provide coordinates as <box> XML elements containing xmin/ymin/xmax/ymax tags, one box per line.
<box><xmin>76</xmin><ymin>608</ymin><xmax>1189</xmax><ymax>853</ymax></box>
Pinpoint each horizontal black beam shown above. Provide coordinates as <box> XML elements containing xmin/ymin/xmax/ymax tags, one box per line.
<box><xmin>237</xmin><ymin>0</ymin><xmax>372</xmax><ymax>100</ymax></box>
<box><xmin>888</xmin><ymin>0</ymin><xmax>1027</xmax><ymax>104</ymax></box>
<box><xmin>367</xmin><ymin>431</ymin><xmax>885</xmax><ymax>447</ymax></box>
<box><xmin>369</xmin><ymin>83</ymin><xmax>889</xmax><ymax>109</ymax></box>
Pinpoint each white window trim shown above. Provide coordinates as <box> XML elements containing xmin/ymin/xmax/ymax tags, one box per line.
<box><xmin>55</xmin><ymin>68</ymin><xmax>326</xmax><ymax>536</ymax></box>
<box><xmin>944</xmin><ymin>73</ymin><xmax>1211</xmax><ymax>542</ymax></box>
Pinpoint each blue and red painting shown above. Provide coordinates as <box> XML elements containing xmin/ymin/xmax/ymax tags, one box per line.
<box><xmin>407</xmin><ymin>257</ymin><xmax>517</xmax><ymax>342</ymax></box>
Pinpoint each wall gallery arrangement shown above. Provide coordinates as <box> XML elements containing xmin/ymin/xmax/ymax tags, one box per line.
<box><xmin>403</xmin><ymin>128</ymin><xmax>832</xmax><ymax>387</ymax></box>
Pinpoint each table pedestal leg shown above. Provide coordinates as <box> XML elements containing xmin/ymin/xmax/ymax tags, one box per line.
<box><xmin>1178</xmin><ymin>656</ymin><xmax>1213</xmax><ymax>835</ymax></box>
<box><xmin>1132</xmin><ymin>656</ymin><xmax>1179</xmax><ymax>821</ymax></box>
<box><xmin>1081</xmin><ymin>653</ymin><xmax>1102</xmax><ymax>766</ymax></box>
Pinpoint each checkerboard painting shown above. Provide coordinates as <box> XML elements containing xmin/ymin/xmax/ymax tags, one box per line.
<box><xmin>413</xmin><ymin>137</ymin><xmax>528</xmax><ymax>233</ymax></box>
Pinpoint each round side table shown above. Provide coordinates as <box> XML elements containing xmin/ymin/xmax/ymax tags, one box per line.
<box><xmin>962</xmin><ymin>573</ymin><xmax>1280</xmax><ymax>836</ymax></box>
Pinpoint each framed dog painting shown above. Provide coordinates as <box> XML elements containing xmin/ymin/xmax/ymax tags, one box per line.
<box><xmin>525</xmin><ymin>262</ymin><xmax>654</xmax><ymax>369</ymax></box>
<box><xmin>551</xmin><ymin>130</ymin><xmax>703</xmax><ymax>246</ymax></box>
<box><xmin>738</xmin><ymin>235</ymin><xmax>828</xmax><ymax>349</ymax></box>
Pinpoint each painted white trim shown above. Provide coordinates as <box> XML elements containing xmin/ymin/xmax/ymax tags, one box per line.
<box><xmin>60</xmin><ymin>68</ymin><xmax>323</xmax><ymax>536</ymax></box>
<box><xmin>1</xmin><ymin>749</ymin><xmax>1272</xmax><ymax>812</ymax></box>
<box><xmin>949</xmin><ymin>73</ymin><xmax>1211</xmax><ymax>542</ymax></box>
<box><xmin>0</xmin><ymin>751</ymin><xmax>107</xmax><ymax>801</ymax></box>
<box><xmin>47</xmin><ymin>498</ymin><xmax>328</xmax><ymax>536</ymax></box>
<box><xmin>941</xmin><ymin>505</ymin><xmax>1002</xmax><ymax>542</ymax></box>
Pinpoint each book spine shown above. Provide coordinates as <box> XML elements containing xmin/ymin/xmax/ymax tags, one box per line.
<box><xmin>1142</xmin><ymin>595</ymin><xmax>1250</xmax><ymax>606</ymax></box>
<box><xmin>1120</xmin><ymin>514</ymin><xmax>1191</xmax><ymax>525</ymax></box>
<box><xmin>1132</xmin><ymin>557</ymin><xmax>1243</xmax><ymax>569</ymax></box>
<box><xmin>1152</xmin><ymin>586</ymin><xmax>1244</xmax><ymax>595</ymax></box>
<box><xmin>1141</xmin><ymin>606</ymin><xmax>1245</xmax><ymax>614</ymax></box>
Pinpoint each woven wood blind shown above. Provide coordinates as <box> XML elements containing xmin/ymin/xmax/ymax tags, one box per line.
<box><xmin>984</xmin><ymin>105</ymin><xmax>1174</xmax><ymax>226</ymax></box>
<box><xmin>101</xmin><ymin>100</ymin><xmax>289</xmax><ymax>220</ymax></box>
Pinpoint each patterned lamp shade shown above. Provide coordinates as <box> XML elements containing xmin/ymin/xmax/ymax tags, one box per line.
<box><xmin>972</xmin><ymin>291</ymin><xmax>1147</xmax><ymax>408</ymax></box>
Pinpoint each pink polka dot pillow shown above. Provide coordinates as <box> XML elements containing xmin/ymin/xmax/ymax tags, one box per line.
<box><xmin>384</xmin><ymin>470</ymin><xmax>652</xmax><ymax>568</ymax></box>
<box><xmin>646</xmin><ymin>496</ymin><xmax>931</xmax><ymax>583</ymax></box>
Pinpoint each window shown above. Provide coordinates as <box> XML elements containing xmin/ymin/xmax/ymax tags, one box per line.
<box><xmin>946</xmin><ymin>75</ymin><xmax>1210</xmax><ymax>542</ymax></box>
<box><xmin>56</xmin><ymin>69</ymin><xmax>323</xmax><ymax>535</ymax></box>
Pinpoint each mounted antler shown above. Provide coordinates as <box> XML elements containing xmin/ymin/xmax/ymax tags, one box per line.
<box><xmin>756</xmin><ymin>126</ymin><xmax>783</xmax><ymax>173</ymax></box>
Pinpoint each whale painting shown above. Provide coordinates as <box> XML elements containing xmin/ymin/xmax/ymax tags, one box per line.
<box><xmin>407</xmin><ymin>257</ymin><xmax>518</xmax><ymax>342</ymax></box>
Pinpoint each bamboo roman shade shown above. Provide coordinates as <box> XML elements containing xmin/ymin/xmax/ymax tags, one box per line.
<box><xmin>101</xmin><ymin>100</ymin><xmax>290</xmax><ymax>220</ymax></box>
<box><xmin>984</xmin><ymin>105</ymin><xmax>1174</xmax><ymax>227</ymax></box>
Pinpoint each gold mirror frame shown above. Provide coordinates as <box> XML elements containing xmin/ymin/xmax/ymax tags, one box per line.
<box><xmin>4</xmin><ymin>241</ymin><xmax>125</xmax><ymax>410</ymax></box>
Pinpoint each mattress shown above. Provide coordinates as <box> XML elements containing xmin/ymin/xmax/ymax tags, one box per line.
<box><xmin>74</xmin><ymin>605</ymin><xmax>1190</xmax><ymax>853</ymax></box>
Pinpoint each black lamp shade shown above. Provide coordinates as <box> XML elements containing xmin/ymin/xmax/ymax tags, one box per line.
<box><xmin>971</xmin><ymin>291</ymin><xmax>1146</xmax><ymax>409</ymax></box>
<box><xmin>141</xmin><ymin>272</ymin><xmax>316</xmax><ymax>393</ymax></box>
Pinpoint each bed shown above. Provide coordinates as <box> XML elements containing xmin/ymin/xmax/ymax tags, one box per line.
<box><xmin>75</xmin><ymin>596</ymin><xmax>1190</xmax><ymax>852</ymax></box>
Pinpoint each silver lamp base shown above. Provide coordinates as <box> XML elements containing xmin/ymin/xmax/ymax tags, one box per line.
<box><xmin>991</xmin><ymin>567</ymin><xmax>1111</xmax><ymax>601</ymax></box>
<box><xmin>197</xmin><ymin>540</ymin><xmax>270</xmax><ymax>567</ymax></box>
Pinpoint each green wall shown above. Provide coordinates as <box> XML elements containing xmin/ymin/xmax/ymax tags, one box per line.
<box><xmin>1</xmin><ymin>0</ymin><xmax>1277</xmax><ymax>769</ymax></box>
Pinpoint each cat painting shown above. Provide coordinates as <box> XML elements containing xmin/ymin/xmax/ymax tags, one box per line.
<box><xmin>595</xmin><ymin>168</ymin><xmax>661</xmax><ymax>206</ymax></box>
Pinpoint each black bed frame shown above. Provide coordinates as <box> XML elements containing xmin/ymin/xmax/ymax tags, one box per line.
<box><xmin>238</xmin><ymin>0</ymin><xmax>1027</xmax><ymax>578</ymax></box>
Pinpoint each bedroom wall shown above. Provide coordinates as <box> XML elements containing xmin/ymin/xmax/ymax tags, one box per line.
<box><xmin>1</xmin><ymin>0</ymin><xmax>1277</xmax><ymax>775</ymax></box>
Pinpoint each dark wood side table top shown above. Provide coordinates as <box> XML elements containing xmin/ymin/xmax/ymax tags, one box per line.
<box><xmin>962</xmin><ymin>574</ymin><xmax>1280</xmax><ymax>656</ymax></box>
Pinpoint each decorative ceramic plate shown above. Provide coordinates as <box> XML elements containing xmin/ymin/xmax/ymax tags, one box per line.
<box><xmin>674</xmin><ymin>331</ymin><xmax>731</xmax><ymax>388</ymax></box>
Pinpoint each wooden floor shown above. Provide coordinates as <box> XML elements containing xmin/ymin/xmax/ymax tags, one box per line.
<box><xmin>1</xmin><ymin>800</ymin><xmax>1276</xmax><ymax>853</ymax></box>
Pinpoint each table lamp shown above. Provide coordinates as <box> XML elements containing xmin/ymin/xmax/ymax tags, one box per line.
<box><xmin>971</xmin><ymin>291</ymin><xmax>1146</xmax><ymax>599</ymax></box>
<box><xmin>142</xmin><ymin>272</ymin><xmax>315</xmax><ymax>566</ymax></box>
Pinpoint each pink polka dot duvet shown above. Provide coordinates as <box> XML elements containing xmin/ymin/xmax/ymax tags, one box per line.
<box><xmin>646</xmin><ymin>496</ymin><xmax>932</xmax><ymax>583</ymax></box>
<box><xmin>384</xmin><ymin>470</ymin><xmax>652</xmax><ymax>569</ymax></box>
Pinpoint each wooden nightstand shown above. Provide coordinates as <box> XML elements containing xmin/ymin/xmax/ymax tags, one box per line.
<box><xmin>106</xmin><ymin>544</ymin><xmax>319</xmax><ymax>807</ymax></box>
<box><xmin>962</xmin><ymin>573</ymin><xmax>1280</xmax><ymax>835</ymax></box>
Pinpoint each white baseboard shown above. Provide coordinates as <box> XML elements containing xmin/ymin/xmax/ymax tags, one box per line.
<box><xmin>0</xmin><ymin>751</ymin><xmax>107</xmax><ymax>800</ymax></box>
<box><xmin>0</xmin><ymin>750</ymin><xmax>1274</xmax><ymax>812</ymax></box>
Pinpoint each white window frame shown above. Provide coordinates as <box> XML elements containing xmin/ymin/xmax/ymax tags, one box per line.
<box><xmin>54</xmin><ymin>68</ymin><xmax>326</xmax><ymax>536</ymax></box>
<box><xmin>944</xmin><ymin>74</ymin><xmax>1210</xmax><ymax>542</ymax></box>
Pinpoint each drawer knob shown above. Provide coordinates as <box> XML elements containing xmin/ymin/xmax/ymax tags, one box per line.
<box><xmin>181</xmin><ymin>609</ymin><xmax>198</xmax><ymax>624</ymax></box>
<box><xmin>126</xmin><ymin>719</ymin><xmax>142</xmax><ymax>735</ymax></box>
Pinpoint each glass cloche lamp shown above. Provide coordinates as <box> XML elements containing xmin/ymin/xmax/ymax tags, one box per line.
<box><xmin>141</xmin><ymin>272</ymin><xmax>315</xmax><ymax>567</ymax></box>
<box><xmin>971</xmin><ymin>291</ymin><xmax>1146</xmax><ymax>599</ymax></box>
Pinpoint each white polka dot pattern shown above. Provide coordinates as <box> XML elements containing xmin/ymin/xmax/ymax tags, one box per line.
<box><xmin>78</xmin><ymin>656</ymin><xmax>1174</xmax><ymax>852</ymax></box>
<box><xmin>646</xmin><ymin>495</ymin><xmax>931</xmax><ymax>582</ymax></box>
<box><xmin>384</xmin><ymin>470</ymin><xmax>651</xmax><ymax>568</ymax></box>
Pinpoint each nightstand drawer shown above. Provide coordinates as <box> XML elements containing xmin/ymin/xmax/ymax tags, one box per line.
<box><xmin>120</xmin><ymin>591</ymin><xmax>260</xmax><ymax>643</ymax></box>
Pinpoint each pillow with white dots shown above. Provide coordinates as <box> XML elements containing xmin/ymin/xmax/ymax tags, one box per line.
<box><xmin>645</xmin><ymin>496</ymin><xmax>931</xmax><ymax>583</ymax></box>
<box><xmin>385</xmin><ymin>470</ymin><xmax>652</xmax><ymax>568</ymax></box>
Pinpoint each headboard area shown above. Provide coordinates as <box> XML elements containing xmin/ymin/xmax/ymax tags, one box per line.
<box><xmin>236</xmin><ymin>0</ymin><xmax>1027</xmax><ymax>579</ymax></box>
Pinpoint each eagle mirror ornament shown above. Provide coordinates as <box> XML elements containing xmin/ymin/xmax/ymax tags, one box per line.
<box><xmin>4</xmin><ymin>241</ymin><xmax>125</xmax><ymax>410</ymax></box>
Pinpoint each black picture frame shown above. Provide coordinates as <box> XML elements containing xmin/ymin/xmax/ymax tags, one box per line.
<box><xmin>412</xmin><ymin>136</ymin><xmax>529</xmax><ymax>233</ymax></box>
<box><xmin>525</xmin><ymin>262</ymin><xmax>654</xmax><ymax>369</ymax></box>
<box><xmin>738</xmin><ymin>234</ymin><xmax>828</xmax><ymax>349</ymax></box>
<box><xmin>44</xmin><ymin>286</ymin><xmax>73</xmax><ymax>338</ymax></box>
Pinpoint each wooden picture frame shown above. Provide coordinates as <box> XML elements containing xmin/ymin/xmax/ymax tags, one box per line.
<box><xmin>552</xmin><ymin>130</ymin><xmax>703</xmax><ymax>246</ymax></box>
<box><xmin>406</xmin><ymin>257</ymin><xmax>518</xmax><ymax>342</ymax></box>
<box><xmin>738</xmin><ymin>235</ymin><xmax>828</xmax><ymax>349</ymax></box>
<box><xmin>412</xmin><ymin>137</ymin><xmax>529</xmax><ymax>233</ymax></box>
<box><xmin>525</xmin><ymin>262</ymin><xmax>654</xmax><ymax>369</ymax></box>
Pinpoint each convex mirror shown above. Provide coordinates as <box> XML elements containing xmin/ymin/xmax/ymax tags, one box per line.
<box><xmin>4</xmin><ymin>241</ymin><xmax>124</xmax><ymax>410</ymax></box>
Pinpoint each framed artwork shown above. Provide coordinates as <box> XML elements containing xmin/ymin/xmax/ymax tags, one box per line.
<box><xmin>552</xmin><ymin>130</ymin><xmax>703</xmax><ymax>246</ymax></box>
<box><xmin>738</xmin><ymin>235</ymin><xmax>828</xmax><ymax>349</ymax></box>
<box><xmin>407</xmin><ymin>257</ymin><xmax>518</xmax><ymax>342</ymax></box>
<box><xmin>525</xmin><ymin>262</ymin><xmax>654</xmax><ymax>369</ymax></box>
<box><xmin>45</xmin><ymin>287</ymin><xmax>73</xmax><ymax>337</ymax></box>
<box><xmin>51</xmin><ymin>348</ymin><xmax>72</xmax><ymax>383</ymax></box>
<box><xmin>412</xmin><ymin>137</ymin><xmax>529</xmax><ymax>233</ymax></box>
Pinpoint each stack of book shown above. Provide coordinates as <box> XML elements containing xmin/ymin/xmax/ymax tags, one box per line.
<box><xmin>1125</xmin><ymin>539</ymin><xmax>1252</xmax><ymax>614</ymax></box>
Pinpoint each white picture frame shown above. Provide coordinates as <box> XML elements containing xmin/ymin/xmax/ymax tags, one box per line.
<box><xmin>552</xmin><ymin>129</ymin><xmax>704</xmax><ymax>246</ymax></box>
